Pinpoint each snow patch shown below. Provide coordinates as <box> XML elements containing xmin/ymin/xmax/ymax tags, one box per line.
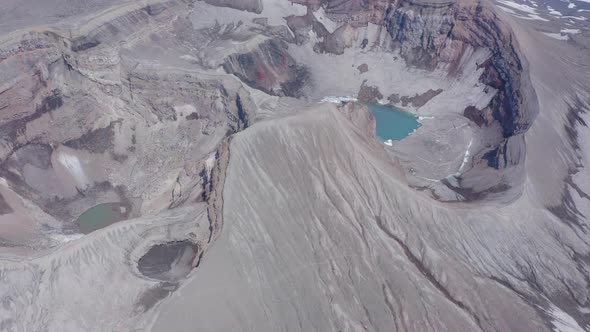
<box><xmin>497</xmin><ymin>0</ymin><xmax>550</xmax><ymax>20</ymax></box>
<box><xmin>174</xmin><ymin>104</ymin><xmax>197</xmax><ymax>117</ymax></box>
<box><xmin>50</xmin><ymin>233</ymin><xmax>84</xmax><ymax>243</ymax></box>
<box><xmin>180</xmin><ymin>54</ymin><xmax>199</xmax><ymax>62</ymax></box>
<box><xmin>418</xmin><ymin>115</ymin><xmax>435</xmax><ymax>120</ymax></box>
<box><xmin>57</xmin><ymin>152</ymin><xmax>88</xmax><ymax>186</ymax></box>
<box><xmin>548</xmin><ymin>5</ymin><xmax>563</xmax><ymax>16</ymax></box>
<box><xmin>313</xmin><ymin>7</ymin><xmax>339</xmax><ymax>34</ymax></box>
<box><xmin>542</xmin><ymin>303</ymin><xmax>585</xmax><ymax>332</ymax></box>
<box><xmin>498</xmin><ymin>6</ymin><xmax>518</xmax><ymax>14</ymax></box>
<box><xmin>383</xmin><ymin>139</ymin><xmax>393</xmax><ymax>146</ymax></box>
<box><xmin>205</xmin><ymin>152</ymin><xmax>216</xmax><ymax>173</ymax></box>
<box><xmin>562</xmin><ymin>28</ymin><xmax>582</xmax><ymax>33</ymax></box>
<box><xmin>561</xmin><ymin>15</ymin><xmax>587</xmax><ymax>20</ymax></box>
<box><xmin>544</xmin><ymin>32</ymin><xmax>570</xmax><ymax>40</ymax></box>
<box><xmin>414</xmin><ymin>175</ymin><xmax>440</xmax><ymax>182</ymax></box>
<box><xmin>569</xmin><ymin>2</ymin><xmax>577</xmax><ymax>8</ymax></box>
<box><xmin>321</xmin><ymin>96</ymin><xmax>358</xmax><ymax>103</ymax></box>
<box><xmin>458</xmin><ymin>138</ymin><xmax>473</xmax><ymax>172</ymax></box>
<box><xmin>498</xmin><ymin>0</ymin><xmax>539</xmax><ymax>14</ymax></box>
<box><xmin>518</xmin><ymin>13</ymin><xmax>551</xmax><ymax>21</ymax></box>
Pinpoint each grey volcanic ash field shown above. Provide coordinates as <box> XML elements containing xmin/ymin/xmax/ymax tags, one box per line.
<box><xmin>0</xmin><ymin>0</ymin><xmax>590</xmax><ymax>331</ymax></box>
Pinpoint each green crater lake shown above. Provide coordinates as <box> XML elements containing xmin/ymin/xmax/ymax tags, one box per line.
<box><xmin>77</xmin><ymin>202</ymin><xmax>129</xmax><ymax>234</ymax></box>
<box><xmin>366</xmin><ymin>103</ymin><xmax>421</xmax><ymax>142</ymax></box>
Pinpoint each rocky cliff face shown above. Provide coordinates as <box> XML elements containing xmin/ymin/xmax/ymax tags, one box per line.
<box><xmin>0</xmin><ymin>2</ymin><xmax>252</xmax><ymax>252</ymax></box>
<box><xmin>385</xmin><ymin>0</ymin><xmax>457</xmax><ymax>69</ymax></box>
<box><xmin>355</xmin><ymin>0</ymin><xmax>536</xmax><ymax>198</ymax></box>
<box><xmin>382</xmin><ymin>0</ymin><xmax>538</xmax><ymax>197</ymax></box>
<box><xmin>222</xmin><ymin>39</ymin><xmax>309</xmax><ymax>97</ymax></box>
<box><xmin>285</xmin><ymin>0</ymin><xmax>537</xmax><ymax>200</ymax></box>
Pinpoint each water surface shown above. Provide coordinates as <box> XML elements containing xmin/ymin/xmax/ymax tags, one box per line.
<box><xmin>366</xmin><ymin>103</ymin><xmax>421</xmax><ymax>143</ymax></box>
<box><xmin>77</xmin><ymin>202</ymin><xmax>129</xmax><ymax>234</ymax></box>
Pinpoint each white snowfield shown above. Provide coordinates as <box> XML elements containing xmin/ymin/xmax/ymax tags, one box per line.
<box><xmin>56</xmin><ymin>151</ymin><xmax>89</xmax><ymax>187</ymax></box>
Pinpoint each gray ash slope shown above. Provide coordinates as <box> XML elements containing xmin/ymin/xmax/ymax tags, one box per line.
<box><xmin>0</xmin><ymin>0</ymin><xmax>589</xmax><ymax>331</ymax></box>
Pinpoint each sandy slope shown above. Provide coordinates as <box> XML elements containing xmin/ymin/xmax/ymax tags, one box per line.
<box><xmin>151</xmin><ymin>103</ymin><xmax>586</xmax><ymax>331</ymax></box>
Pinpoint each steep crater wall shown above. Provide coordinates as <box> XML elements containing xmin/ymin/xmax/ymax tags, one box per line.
<box><xmin>288</xmin><ymin>0</ymin><xmax>539</xmax><ymax>201</ymax></box>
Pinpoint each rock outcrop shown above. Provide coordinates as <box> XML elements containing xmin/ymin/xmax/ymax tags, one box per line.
<box><xmin>281</xmin><ymin>0</ymin><xmax>537</xmax><ymax>199</ymax></box>
<box><xmin>382</xmin><ymin>0</ymin><xmax>538</xmax><ymax>197</ymax></box>
<box><xmin>222</xmin><ymin>39</ymin><xmax>309</xmax><ymax>97</ymax></box>
<box><xmin>0</xmin><ymin>2</ymin><xmax>253</xmax><ymax>251</ymax></box>
<box><xmin>204</xmin><ymin>0</ymin><xmax>263</xmax><ymax>13</ymax></box>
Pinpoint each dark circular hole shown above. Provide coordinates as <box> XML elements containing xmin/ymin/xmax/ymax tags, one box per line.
<box><xmin>137</xmin><ymin>240</ymin><xmax>199</xmax><ymax>282</ymax></box>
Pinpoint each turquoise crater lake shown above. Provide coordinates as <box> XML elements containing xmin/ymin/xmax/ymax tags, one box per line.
<box><xmin>366</xmin><ymin>103</ymin><xmax>421</xmax><ymax>142</ymax></box>
<box><xmin>77</xmin><ymin>202</ymin><xmax>130</xmax><ymax>234</ymax></box>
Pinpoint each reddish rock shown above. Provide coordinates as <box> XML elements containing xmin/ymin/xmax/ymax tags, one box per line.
<box><xmin>357</xmin><ymin>81</ymin><xmax>383</xmax><ymax>104</ymax></box>
<box><xmin>357</xmin><ymin>63</ymin><xmax>369</xmax><ymax>74</ymax></box>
